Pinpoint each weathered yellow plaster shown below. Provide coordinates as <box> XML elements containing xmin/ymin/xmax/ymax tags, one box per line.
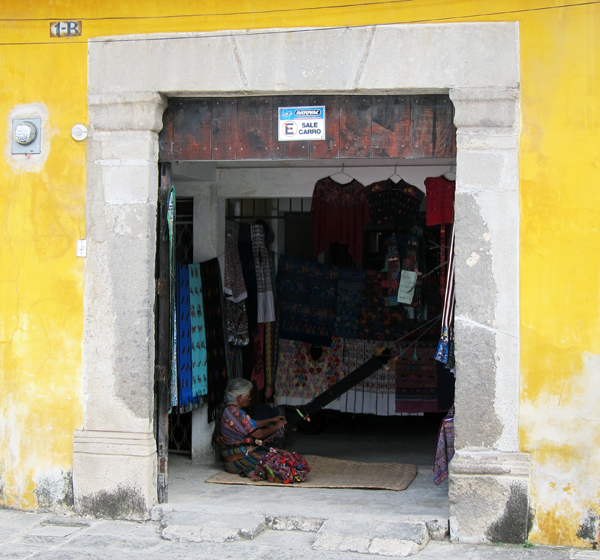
<box><xmin>1</xmin><ymin>1</ymin><xmax>599</xmax><ymax>545</ymax></box>
<box><xmin>0</xmin><ymin>20</ymin><xmax>86</xmax><ymax>508</ymax></box>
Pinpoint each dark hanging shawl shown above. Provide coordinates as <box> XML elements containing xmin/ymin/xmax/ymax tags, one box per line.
<box><xmin>200</xmin><ymin>258</ymin><xmax>229</xmax><ymax>423</ymax></box>
<box><xmin>238</xmin><ymin>222</ymin><xmax>259</xmax><ymax>336</ymax></box>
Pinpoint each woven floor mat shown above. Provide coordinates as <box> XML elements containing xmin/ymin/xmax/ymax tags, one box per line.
<box><xmin>205</xmin><ymin>455</ymin><xmax>418</xmax><ymax>491</ymax></box>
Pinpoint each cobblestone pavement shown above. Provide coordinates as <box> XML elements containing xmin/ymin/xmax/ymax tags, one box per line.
<box><xmin>1</xmin><ymin>508</ymin><xmax>600</xmax><ymax>560</ymax></box>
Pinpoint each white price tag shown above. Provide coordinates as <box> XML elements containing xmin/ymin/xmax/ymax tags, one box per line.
<box><xmin>397</xmin><ymin>270</ymin><xmax>418</xmax><ymax>305</ymax></box>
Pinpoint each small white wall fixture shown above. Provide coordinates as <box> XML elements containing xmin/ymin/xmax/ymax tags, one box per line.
<box><xmin>79</xmin><ymin>23</ymin><xmax>527</xmax><ymax>541</ymax></box>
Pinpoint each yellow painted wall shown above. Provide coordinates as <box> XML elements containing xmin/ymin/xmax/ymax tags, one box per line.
<box><xmin>1</xmin><ymin>0</ymin><xmax>598</xmax><ymax>545</ymax></box>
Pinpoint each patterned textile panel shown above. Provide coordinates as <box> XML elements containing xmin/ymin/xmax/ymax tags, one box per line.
<box><xmin>189</xmin><ymin>263</ymin><xmax>208</xmax><ymax>398</ymax></box>
<box><xmin>360</xmin><ymin>340</ymin><xmax>396</xmax><ymax>394</ymax></box>
<box><xmin>340</xmin><ymin>339</ymin><xmax>397</xmax><ymax>415</ymax></box>
<box><xmin>277</xmin><ymin>255</ymin><xmax>338</xmax><ymax>346</ymax></box>
<box><xmin>275</xmin><ymin>337</ymin><xmax>346</xmax><ymax>400</ymax></box>
<box><xmin>276</xmin><ymin>336</ymin><xmax>440</xmax><ymax>414</ymax></box>
<box><xmin>395</xmin><ymin>340</ymin><xmax>439</xmax><ymax>413</ymax></box>
<box><xmin>434</xmin><ymin>411</ymin><xmax>455</xmax><ymax>485</ymax></box>
<box><xmin>278</xmin><ymin>256</ymin><xmax>417</xmax><ymax>344</ymax></box>
<box><xmin>334</xmin><ymin>268</ymin><xmax>366</xmax><ymax>338</ymax></box>
<box><xmin>358</xmin><ymin>270</ymin><xmax>410</xmax><ymax>341</ymax></box>
<box><xmin>341</xmin><ymin>338</ymin><xmax>394</xmax><ymax>393</ymax></box>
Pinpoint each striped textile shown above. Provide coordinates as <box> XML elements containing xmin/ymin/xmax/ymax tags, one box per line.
<box><xmin>224</xmin><ymin>221</ymin><xmax>248</xmax><ymax>303</ymax></box>
<box><xmin>434</xmin><ymin>410</ymin><xmax>455</xmax><ymax>485</ymax></box>
<box><xmin>250</xmin><ymin>224</ymin><xmax>276</xmax><ymax>323</ymax></box>
<box><xmin>435</xmin><ymin>226</ymin><xmax>455</xmax><ymax>366</ymax></box>
<box><xmin>395</xmin><ymin>340</ymin><xmax>439</xmax><ymax>413</ymax></box>
<box><xmin>440</xmin><ymin>225</ymin><xmax>446</xmax><ymax>301</ymax></box>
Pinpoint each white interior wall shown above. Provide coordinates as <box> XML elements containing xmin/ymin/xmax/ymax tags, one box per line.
<box><xmin>175</xmin><ymin>164</ymin><xmax>454</xmax><ymax>197</ymax></box>
<box><xmin>174</xmin><ymin>163</ymin><xmax>453</xmax><ymax>464</ymax></box>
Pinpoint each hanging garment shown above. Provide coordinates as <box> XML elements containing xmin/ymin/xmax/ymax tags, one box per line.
<box><xmin>400</xmin><ymin>236</ymin><xmax>422</xmax><ymax>309</ymax></box>
<box><xmin>335</xmin><ymin>267</ymin><xmax>366</xmax><ymax>338</ymax></box>
<box><xmin>176</xmin><ymin>264</ymin><xmax>194</xmax><ymax>407</ymax></box>
<box><xmin>251</xmin><ymin>323</ymin><xmax>265</xmax><ymax>392</ymax></box>
<box><xmin>224</xmin><ymin>221</ymin><xmax>248</xmax><ymax>303</ymax></box>
<box><xmin>188</xmin><ymin>264</ymin><xmax>208</xmax><ymax>398</ymax></box>
<box><xmin>200</xmin><ymin>258</ymin><xmax>229</xmax><ymax>423</ymax></box>
<box><xmin>225</xmin><ymin>300</ymin><xmax>250</xmax><ymax>346</ymax></box>
<box><xmin>250</xmin><ymin>224</ymin><xmax>276</xmax><ymax>323</ymax></box>
<box><xmin>242</xmin><ymin>340</ymin><xmax>255</xmax><ymax>382</ymax></box>
<box><xmin>366</xmin><ymin>179</ymin><xmax>424</xmax><ymax>225</ymax></box>
<box><xmin>358</xmin><ymin>270</ymin><xmax>408</xmax><ymax>341</ymax></box>
<box><xmin>440</xmin><ymin>225</ymin><xmax>447</xmax><ymax>301</ymax></box>
<box><xmin>383</xmin><ymin>235</ymin><xmax>400</xmax><ymax>306</ymax></box>
<box><xmin>167</xmin><ymin>187</ymin><xmax>178</xmax><ymax>410</ymax></box>
<box><xmin>435</xmin><ymin>226</ymin><xmax>455</xmax><ymax>367</ymax></box>
<box><xmin>277</xmin><ymin>255</ymin><xmax>337</xmax><ymax>347</ymax></box>
<box><xmin>278</xmin><ymin>255</ymin><xmax>410</xmax><ymax>344</ymax></box>
<box><xmin>339</xmin><ymin>338</ymin><xmax>397</xmax><ymax>416</ymax></box>
<box><xmin>264</xmin><ymin>251</ymin><xmax>279</xmax><ymax>398</ymax></box>
<box><xmin>434</xmin><ymin>410</ymin><xmax>455</xmax><ymax>485</ymax></box>
<box><xmin>436</xmin><ymin>361</ymin><xmax>455</xmax><ymax>410</ymax></box>
<box><xmin>275</xmin><ymin>337</ymin><xmax>346</xmax><ymax>404</ymax></box>
<box><xmin>395</xmin><ymin>340</ymin><xmax>439</xmax><ymax>413</ymax></box>
<box><xmin>264</xmin><ymin>319</ymin><xmax>278</xmax><ymax>399</ymax></box>
<box><xmin>227</xmin><ymin>345</ymin><xmax>244</xmax><ymax>380</ymax></box>
<box><xmin>311</xmin><ymin>177</ymin><xmax>370</xmax><ymax>263</ymax></box>
<box><xmin>425</xmin><ymin>176</ymin><xmax>455</xmax><ymax>226</ymax></box>
<box><xmin>238</xmin><ymin>222</ymin><xmax>258</xmax><ymax>335</ymax></box>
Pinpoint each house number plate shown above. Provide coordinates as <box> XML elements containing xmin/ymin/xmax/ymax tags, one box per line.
<box><xmin>50</xmin><ymin>21</ymin><xmax>82</xmax><ymax>37</ymax></box>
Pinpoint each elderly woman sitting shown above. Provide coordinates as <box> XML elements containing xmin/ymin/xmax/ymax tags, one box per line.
<box><xmin>213</xmin><ymin>378</ymin><xmax>287</xmax><ymax>477</ymax></box>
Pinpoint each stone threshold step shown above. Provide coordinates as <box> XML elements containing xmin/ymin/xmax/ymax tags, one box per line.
<box><xmin>156</xmin><ymin>508</ymin><xmax>448</xmax><ymax>557</ymax></box>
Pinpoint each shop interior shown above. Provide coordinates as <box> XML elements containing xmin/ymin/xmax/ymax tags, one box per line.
<box><xmin>164</xmin><ymin>158</ymin><xmax>456</xmax><ymax>499</ymax></box>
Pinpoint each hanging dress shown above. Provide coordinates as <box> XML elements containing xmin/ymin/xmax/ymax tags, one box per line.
<box><xmin>311</xmin><ymin>177</ymin><xmax>370</xmax><ymax>263</ymax></box>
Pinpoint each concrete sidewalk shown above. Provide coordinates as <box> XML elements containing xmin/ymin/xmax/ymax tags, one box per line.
<box><xmin>1</xmin><ymin>508</ymin><xmax>599</xmax><ymax>560</ymax></box>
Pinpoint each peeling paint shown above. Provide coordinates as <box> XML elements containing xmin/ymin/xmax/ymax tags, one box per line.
<box><xmin>523</xmin><ymin>353</ymin><xmax>600</xmax><ymax>546</ymax></box>
<box><xmin>466</xmin><ymin>252</ymin><xmax>481</xmax><ymax>267</ymax></box>
<box><xmin>0</xmin><ymin>5</ymin><xmax>85</xmax><ymax>512</ymax></box>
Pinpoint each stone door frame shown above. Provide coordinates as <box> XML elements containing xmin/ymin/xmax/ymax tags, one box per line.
<box><xmin>76</xmin><ymin>23</ymin><xmax>530</xmax><ymax>542</ymax></box>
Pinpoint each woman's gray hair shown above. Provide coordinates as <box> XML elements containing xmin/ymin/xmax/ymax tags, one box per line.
<box><xmin>224</xmin><ymin>378</ymin><xmax>253</xmax><ymax>405</ymax></box>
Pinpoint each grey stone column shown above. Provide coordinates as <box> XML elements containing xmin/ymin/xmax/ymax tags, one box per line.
<box><xmin>448</xmin><ymin>88</ymin><xmax>530</xmax><ymax>543</ymax></box>
<box><xmin>73</xmin><ymin>92</ymin><xmax>167</xmax><ymax>519</ymax></box>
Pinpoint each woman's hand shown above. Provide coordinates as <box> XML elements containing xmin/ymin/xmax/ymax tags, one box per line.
<box><xmin>255</xmin><ymin>415</ymin><xmax>285</xmax><ymax>428</ymax></box>
<box><xmin>250</xmin><ymin>416</ymin><xmax>287</xmax><ymax>440</ymax></box>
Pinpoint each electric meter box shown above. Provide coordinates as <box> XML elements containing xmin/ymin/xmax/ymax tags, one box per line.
<box><xmin>12</xmin><ymin>118</ymin><xmax>42</xmax><ymax>155</ymax></box>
